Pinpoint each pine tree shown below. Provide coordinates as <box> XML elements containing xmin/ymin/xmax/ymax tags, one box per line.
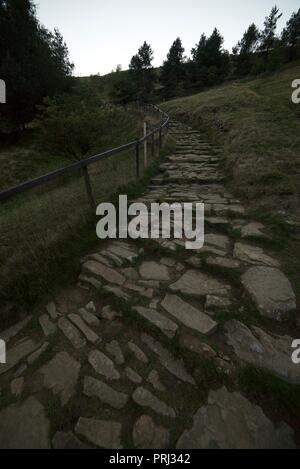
<box><xmin>51</xmin><ymin>29</ymin><xmax>74</xmax><ymax>79</ymax></box>
<box><xmin>233</xmin><ymin>24</ymin><xmax>260</xmax><ymax>76</ymax></box>
<box><xmin>161</xmin><ymin>38</ymin><xmax>185</xmax><ymax>98</ymax></box>
<box><xmin>205</xmin><ymin>28</ymin><xmax>224</xmax><ymax>67</ymax></box>
<box><xmin>0</xmin><ymin>0</ymin><xmax>73</xmax><ymax>133</ymax></box>
<box><xmin>189</xmin><ymin>29</ymin><xmax>230</xmax><ymax>88</ymax></box>
<box><xmin>259</xmin><ymin>5</ymin><xmax>282</xmax><ymax>52</ymax></box>
<box><xmin>109</xmin><ymin>77</ymin><xmax>134</xmax><ymax>105</ymax></box>
<box><xmin>191</xmin><ymin>34</ymin><xmax>207</xmax><ymax>63</ymax></box>
<box><xmin>191</xmin><ymin>29</ymin><xmax>228</xmax><ymax>69</ymax></box>
<box><xmin>129</xmin><ymin>41</ymin><xmax>155</xmax><ymax>101</ymax></box>
<box><xmin>129</xmin><ymin>54</ymin><xmax>143</xmax><ymax>73</ymax></box>
<box><xmin>234</xmin><ymin>24</ymin><xmax>260</xmax><ymax>55</ymax></box>
<box><xmin>282</xmin><ymin>9</ymin><xmax>300</xmax><ymax>47</ymax></box>
<box><xmin>137</xmin><ymin>42</ymin><xmax>154</xmax><ymax>68</ymax></box>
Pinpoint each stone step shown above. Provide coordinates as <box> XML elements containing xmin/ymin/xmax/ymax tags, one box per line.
<box><xmin>88</xmin><ymin>349</ymin><xmax>120</xmax><ymax>380</ymax></box>
<box><xmin>0</xmin><ymin>119</ymin><xmax>297</xmax><ymax>450</ymax></box>
<box><xmin>161</xmin><ymin>294</ymin><xmax>217</xmax><ymax>336</ymax></box>
<box><xmin>132</xmin><ymin>387</ymin><xmax>176</xmax><ymax>418</ymax></box>
<box><xmin>68</xmin><ymin>314</ymin><xmax>100</xmax><ymax>344</ymax></box>
<box><xmin>58</xmin><ymin>317</ymin><xmax>86</xmax><ymax>349</ymax></box>
<box><xmin>84</xmin><ymin>376</ymin><xmax>129</xmax><ymax>409</ymax></box>
<box><xmin>225</xmin><ymin>320</ymin><xmax>300</xmax><ymax>384</ymax></box>
<box><xmin>133</xmin><ymin>306</ymin><xmax>179</xmax><ymax>339</ymax></box>
<box><xmin>176</xmin><ymin>387</ymin><xmax>296</xmax><ymax>449</ymax></box>
<box><xmin>0</xmin><ymin>340</ymin><xmax>40</xmax><ymax>376</ymax></box>
<box><xmin>141</xmin><ymin>334</ymin><xmax>196</xmax><ymax>385</ymax></box>
<box><xmin>0</xmin><ymin>316</ymin><xmax>33</xmax><ymax>343</ymax></box>
<box><xmin>75</xmin><ymin>418</ymin><xmax>123</xmax><ymax>449</ymax></box>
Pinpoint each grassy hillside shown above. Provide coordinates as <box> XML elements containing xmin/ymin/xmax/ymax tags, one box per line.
<box><xmin>78</xmin><ymin>71</ymin><xmax>129</xmax><ymax>101</ymax></box>
<box><xmin>0</xmin><ymin>104</ymin><xmax>168</xmax><ymax>324</ymax></box>
<box><xmin>0</xmin><ymin>103</ymin><xmax>147</xmax><ymax>192</ymax></box>
<box><xmin>161</xmin><ymin>62</ymin><xmax>300</xmax><ymax>219</ymax></box>
<box><xmin>79</xmin><ymin>67</ymin><xmax>162</xmax><ymax>102</ymax></box>
<box><xmin>0</xmin><ymin>132</ymin><xmax>71</xmax><ymax>191</ymax></box>
<box><xmin>161</xmin><ymin>63</ymin><xmax>300</xmax><ymax>309</ymax></box>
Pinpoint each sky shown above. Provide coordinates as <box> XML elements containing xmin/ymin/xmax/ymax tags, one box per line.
<box><xmin>36</xmin><ymin>0</ymin><xmax>300</xmax><ymax>77</ymax></box>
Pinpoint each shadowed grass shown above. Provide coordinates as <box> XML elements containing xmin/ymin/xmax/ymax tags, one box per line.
<box><xmin>161</xmin><ymin>62</ymin><xmax>300</xmax><ymax>219</ymax></box>
<box><xmin>161</xmin><ymin>63</ymin><xmax>300</xmax><ymax>311</ymax></box>
<box><xmin>0</xmin><ymin>130</ymin><xmax>175</xmax><ymax>327</ymax></box>
<box><xmin>238</xmin><ymin>365</ymin><xmax>300</xmax><ymax>432</ymax></box>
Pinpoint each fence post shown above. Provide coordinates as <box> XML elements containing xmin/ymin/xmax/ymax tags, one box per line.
<box><xmin>135</xmin><ymin>142</ymin><xmax>140</xmax><ymax>178</ymax></box>
<box><xmin>159</xmin><ymin>128</ymin><xmax>162</xmax><ymax>149</ymax></box>
<box><xmin>144</xmin><ymin>122</ymin><xmax>148</xmax><ymax>169</ymax></box>
<box><xmin>152</xmin><ymin>133</ymin><xmax>155</xmax><ymax>158</ymax></box>
<box><xmin>82</xmin><ymin>166</ymin><xmax>96</xmax><ymax>211</ymax></box>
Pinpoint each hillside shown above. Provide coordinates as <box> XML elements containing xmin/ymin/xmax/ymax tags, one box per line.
<box><xmin>78</xmin><ymin>70</ymin><xmax>129</xmax><ymax>100</ymax></box>
<box><xmin>161</xmin><ymin>62</ymin><xmax>300</xmax><ymax>220</ymax></box>
<box><xmin>0</xmin><ymin>104</ymin><xmax>165</xmax><ymax>319</ymax></box>
<box><xmin>0</xmin><ymin>104</ymin><xmax>143</xmax><ymax>191</ymax></box>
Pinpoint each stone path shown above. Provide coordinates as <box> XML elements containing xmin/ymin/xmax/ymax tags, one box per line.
<box><xmin>0</xmin><ymin>121</ymin><xmax>299</xmax><ymax>449</ymax></box>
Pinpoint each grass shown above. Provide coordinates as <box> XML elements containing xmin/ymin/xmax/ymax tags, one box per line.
<box><xmin>161</xmin><ymin>62</ymin><xmax>300</xmax><ymax>310</ymax></box>
<box><xmin>161</xmin><ymin>61</ymin><xmax>300</xmax><ymax>219</ymax></box>
<box><xmin>0</xmin><ymin>131</ymin><xmax>70</xmax><ymax>191</ymax></box>
<box><xmin>238</xmin><ymin>365</ymin><xmax>300</xmax><ymax>433</ymax></box>
<box><xmin>0</xmin><ymin>125</ymin><xmax>175</xmax><ymax>327</ymax></box>
<box><xmin>45</xmin><ymin>394</ymin><xmax>64</xmax><ymax>436</ymax></box>
<box><xmin>0</xmin><ymin>106</ymin><xmax>144</xmax><ymax>192</ymax></box>
<box><xmin>0</xmin><ymin>386</ymin><xmax>16</xmax><ymax>411</ymax></box>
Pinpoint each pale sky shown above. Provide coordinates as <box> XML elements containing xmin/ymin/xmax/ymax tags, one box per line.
<box><xmin>36</xmin><ymin>0</ymin><xmax>299</xmax><ymax>77</ymax></box>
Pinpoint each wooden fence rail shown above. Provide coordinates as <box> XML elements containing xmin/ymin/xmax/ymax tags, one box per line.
<box><xmin>0</xmin><ymin>104</ymin><xmax>170</xmax><ymax>208</ymax></box>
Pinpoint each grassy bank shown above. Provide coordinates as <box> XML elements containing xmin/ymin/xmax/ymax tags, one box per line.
<box><xmin>0</xmin><ymin>106</ymin><xmax>146</xmax><ymax>191</ymax></box>
<box><xmin>0</xmin><ymin>124</ymin><xmax>174</xmax><ymax>327</ymax></box>
<box><xmin>161</xmin><ymin>61</ymin><xmax>300</xmax><ymax>219</ymax></box>
<box><xmin>161</xmin><ymin>64</ymin><xmax>300</xmax><ymax>309</ymax></box>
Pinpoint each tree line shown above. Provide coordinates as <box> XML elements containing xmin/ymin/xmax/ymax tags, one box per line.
<box><xmin>1</xmin><ymin>1</ymin><xmax>299</xmax><ymax>135</ymax></box>
<box><xmin>110</xmin><ymin>5</ymin><xmax>300</xmax><ymax>103</ymax></box>
<box><xmin>0</xmin><ymin>0</ymin><xmax>74</xmax><ymax>133</ymax></box>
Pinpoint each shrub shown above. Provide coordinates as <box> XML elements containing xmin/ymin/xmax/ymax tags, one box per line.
<box><xmin>35</xmin><ymin>96</ymin><xmax>139</xmax><ymax>161</ymax></box>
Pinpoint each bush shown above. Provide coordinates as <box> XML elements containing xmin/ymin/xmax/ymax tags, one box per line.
<box><xmin>35</xmin><ymin>96</ymin><xmax>140</xmax><ymax>161</ymax></box>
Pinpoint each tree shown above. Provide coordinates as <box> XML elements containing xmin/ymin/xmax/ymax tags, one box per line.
<box><xmin>189</xmin><ymin>29</ymin><xmax>230</xmax><ymax>89</ymax></box>
<box><xmin>161</xmin><ymin>38</ymin><xmax>185</xmax><ymax>98</ymax></box>
<box><xmin>191</xmin><ymin>34</ymin><xmax>207</xmax><ymax>63</ymax></box>
<box><xmin>137</xmin><ymin>42</ymin><xmax>154</xmax><ymax>68</ymax></box>
<box><xmin>205</xmin><ymin>28</ymin><xmax>225</xmax><ymax>67</ymax></box>
<box><xmin>259</xmin><ymin>5</ymin><xmax>282</xmax><ymax>53</ymax></box>
<box><xmin>281</xmin><ymin>9</ymin><xmax>300</xmax><ymax>60</ymax></box>
<box><xmin>129</xmin><ymin>41</ymin><xmax>155</xmax><ymax>101</ymax></box>
<box><xmin>0</xmin><ymin>0</ymin><xmax>74</xmax><ymax>133</ymax></box>
<box><xmin>164</xmin><ymin>38</ymin><xmax>185</xmax><ymax>66</ymax></box>
<box><xmin>35</xmin><ymin>96</ymin><xmax>135</xmax><ymax>161</ymax></box>
<box><xmin>282</xmin><ymin>9</ymin><xmax>300</xmax><ymax>46</ymax></box>
<box><xmin>129</xmin><ymin>54</ymin><xmax>143</xmax><ymax>72</ymax></box>
<box><xmin>50</xmin><ymin>28</ymin><xmax>74</xmax><ymax>79</ymax></box>
<box><xmin>109</xmin><ymin>77</ymin><xmax>134</xmax><ymax>105</ymax></box>
<box><xmin>250</xmin><ymin>6</ymin><xmax>285</xmax><ymax>73</ymax></box>
<box><xmin>234</xmin><ymin>24</ymin><xmax>260</xmax><ymax>56</ymax></box>
<box><xmin>233</xmin><ymin>23</ymin><xmax>260</xmax><ymax>76</ymax></box>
